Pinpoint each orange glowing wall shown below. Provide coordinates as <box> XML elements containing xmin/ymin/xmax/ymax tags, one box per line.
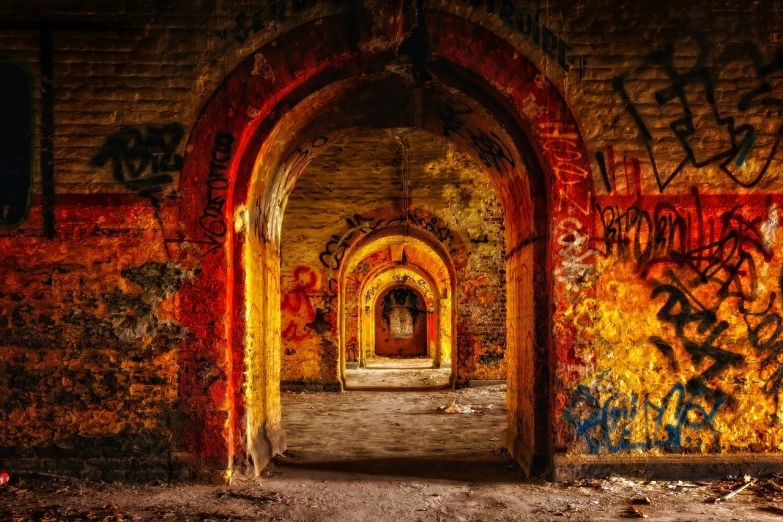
<box><xmin>3</xmin><ymin>0</ymin><xmax>783</xmax><ymax>482</ymax></box>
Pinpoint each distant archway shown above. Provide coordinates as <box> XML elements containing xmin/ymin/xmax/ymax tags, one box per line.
<box><xmin>339</xmin><ymin>229</ymin><xmax>455</xmax><ymax>384</ymax></box>
<box><xmin>374</xmin><ymin>285</ymin><xmax>429</xmax><ymax>358</ymax></box>
<box><xmin>358</xmin><ymin>265</ymin><xmax>446</xmax><ymax>369</ymax></box>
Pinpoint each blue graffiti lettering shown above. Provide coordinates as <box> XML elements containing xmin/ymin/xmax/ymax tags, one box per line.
<box><xmin>563</xmin><ymin>383</ymin><xmax>725</xmax><ymax>454</ymax></box>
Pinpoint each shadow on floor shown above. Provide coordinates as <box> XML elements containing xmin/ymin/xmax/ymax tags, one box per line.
<box><xmin>272</xmin><ymin>452</ymin><xmax>521</xmax><ymax>483</ymax></box>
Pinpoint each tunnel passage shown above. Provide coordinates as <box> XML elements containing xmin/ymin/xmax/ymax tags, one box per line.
<box><xmin>178</xmin><ymin>11</ymin><xmax>593</xmax><ymax>478</ymax></box>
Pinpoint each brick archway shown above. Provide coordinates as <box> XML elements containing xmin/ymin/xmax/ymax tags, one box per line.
<box><xmin>343</xmin><ymin>232</ymin><xmax>455</xmax><ymax>380</ymax></box>
<box><xmin>361</xmin><ymin>266</ymin><xmax>444</xmax><ymax>365</ymax></box>
<box><xmin>176</xmin><ymin>10</ymin><xmax>593</xmax><ymax>478</ymax></box>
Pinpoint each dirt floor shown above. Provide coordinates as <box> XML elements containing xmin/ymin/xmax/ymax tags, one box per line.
<box><xmin>3</xmin><ymin>386</ymin><xmax>783</xmax><ymax>521</ymax></box>
<box><xmin>344</xmin><ymin>356</ymin><xmax>451</xmax><ymax>388</ymax></box>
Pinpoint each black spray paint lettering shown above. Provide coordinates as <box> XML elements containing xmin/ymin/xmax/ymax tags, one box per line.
<box><xmin>599</xmin><ymin>195</ymin><xmax>783</xmax><ymax>396</ymax></box>
<box><xmin>90</xmin><ymin>124</ymin><xmax>183</xmax><ymax>199</ymax></box>
<box><xmin>318</xmin><ymin>214</ymin><xmax>395</xmax><ymax>297</ymax></box>
<box><xmin>743</xmin><ymin>266</ymin><xmax>783</xmax><ymax>395</ymax></box>
<box><xmin>596</xmin><ymin>202</ymin><xmax>689</xmax><ymax>272</ymax></box>
<box><xmin>406</xmin><ymin>212</ymin><xmax>457</xmax><ymax>248</ymax></box>
<box><xmin>649</xmin><ymin>280</ymin><xmax>745</xmax><ymax>383</ymax></box>
<box><xmin>199</xmin><ymin>133</ymin><xmax>235</xmax><ymax>255</ymax></box>
<box><xmin>614</xmin><ymin>35</ymin><xmax>783</xmax><ymax>191</ymax></box>
<box><xmin>439</xmin><ymin>101</ymin><xmax>515</xmax><ymax>175</ymax></box>
<box><xmin>597</xmin><ymin>190</ymin><xmax>772</xmax><ymax>281</ymax></box>
<box><xmin>460</xmin><ymin>0</ymin><xmax>586</xmax><ymax>77</ymax></box>
<box><xmin>217</xmin><ymin>0</ymin><xmax>344</xmax><ymax>42</ymax></box>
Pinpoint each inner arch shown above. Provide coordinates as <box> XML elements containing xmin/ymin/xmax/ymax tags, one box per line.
<box><xmin>246</xmin><ymin>74</ymin><xmax>534</xmax><ymax>472</ymax></box>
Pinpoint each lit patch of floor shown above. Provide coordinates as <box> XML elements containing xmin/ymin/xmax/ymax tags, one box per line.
<box><xmin>344</xmin><ymin>356</ymin><xmax>452</xmax><ymax>388</ymax></box>
<box><xmin>279</xmin><ymin>385</ymin><xmax>508</xmax><ymax>481</ymax></box>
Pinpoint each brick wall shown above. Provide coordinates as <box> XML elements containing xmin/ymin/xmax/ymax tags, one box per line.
<box><xmin>1</xmin><ymin>0</ymin><xmax>782</xmax><ymax>479</ymax></box>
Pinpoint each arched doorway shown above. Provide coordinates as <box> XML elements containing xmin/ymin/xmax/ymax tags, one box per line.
<box><xmin>176</xmin><ymin>10</ymin><xmax>593</xmax><ymax>478</ymax></box>
<box><xmin>374</xmin><ymin>285</ymin><xmax>428</xmax><ymax>358</ymax></box>
<box><xmin>339</xmin><ymin>228</ymin><xmax>458</xmax><ymax>386</ymax></box>
<box><xmin>359</xmin><ymin>265</ymin><xmax>447</xmax><ymax>367</ymax></box>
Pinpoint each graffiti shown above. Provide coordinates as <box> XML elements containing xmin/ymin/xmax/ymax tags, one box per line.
<box><xmin>553</xmin><ymin>217</ymin><xmax>595</xmax><ymax>292</ymax></box>
<box><xmin>614</xmin><ymin>35</ymin><xmax>783</xmax><ymax>191</ymax></box>
<box><xmin>407</xmin><ymin>211</ymin><xmax>456</xmax><ymax>248</ymax></box>
<box><xmin>197</xmin><ymin>133</ymin><xmax>235</xmax><ymax>255</ymax></box>
<box><xmin>534</xmin><ymin>116</ymin><xmax>594</xmax><ymax>380</ymax></box>
<box><xmin>644</xmin><ymin>202</ymin><xmax>771</xmax><ymax>383</ymax></box>
<box><xmin>392</xmin><ymin>274</ymin><xmax>433</xmax><ymax>305</ymax></box>
<box><xmin>454</xmin><ymin>0</ymin><xmax>585</xmax><ymax>76</ymax></box>
<box><xmin>594</xmin><ymin>145</ymin><xmax>642</xmax><ymax>196</ymax></box>
<box><xmin>439</xmin><ymin>101</ymin><xmax>515</xmax><ymax>175</ymax></box>
<box><xmin>649</xmin><ymin>280</ymin><xmax>746</xmax><ymax>382</ymax></box>
<box><xmin>254</xmin><ymin>136</ymin><xmax>328</xmax><ymax>243</ymax></box>
<box><xmin>364</xmin><ymin>281</ymin><xmax>381</xmax><ymax>313</ymax></box>
<box><xmin>90</xmin><ymin>124</ymin><xmax>183</xmax><ymax>199</ymax></box>
<box><xmin>350</xmin><ymin>251</ymin><xmax>389</xmax><ymax>282</ymax></box>
<box><xmin>598</xmin><ymin>189</ymin><xmax>783</xmax><ymax>393</ymax></box>
<box><xmin>318</xmin><ymin>209</ymin><xmax>456</xmax><ymax>296</ymax></box>
<box><xmin>0</xmin><ymin>64</ymin><xmax>32</xmax><ymax>228</ymax></box>
<box><xmin>319</xmin><ymin>214</ymin><xmax>387</xmax><ymax>272</ymax></box>
<box><xmin>217</xmin><ymin>0</ymin><xmax>345</xmax><ymax>42</ymax></box>
<box><xmin>538</xmin><ymin>121</ymin><xmax>592</xmax><ymax>216</ymax></box>
<box><xmin>597</xmin><ymin>190</ymin><xmax>772</xmax><ymax>276</ymax></box>
<box><xmin>741</xmin><ymin>265</ymin><xmax>783</xmax><ymax>395</ymax></box>
<box><xmin>564</xmin><ymin>382</ymin><xmax>725</xmax><ymax>454</ymax></box>
<box><xmin>281</xmin><ymin>266</ymin><xmax>318</xmax><ymax>343</ymax></box>
<box><xmin>596</xmin><ymin>200</ymin><xmax>691</xmax><ymax>273</ymax></box>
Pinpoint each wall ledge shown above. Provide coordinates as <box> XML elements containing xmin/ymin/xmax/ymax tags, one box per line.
<box><xmin>553</xmin><ymin>453</ymin><xmax>783</xmax><ymax>482</ymax></box>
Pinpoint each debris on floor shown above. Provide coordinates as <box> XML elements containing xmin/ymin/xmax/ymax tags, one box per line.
<box><xmin>436</xmin><ymin>401</ymin><xmax>485</xmax><ymax>414</ymax></box>
<box><xmin>621</xmin><ymin>505</ymin><xmax>648</xmax><ymax>518</ymax></box>
<box><xmin>703</xmin><ymin>473</ymin><xmax>783</xmax><ymax>504</ymax></box>
<box><xmin>708</xmin><ymin>476</ymin><xmax>756</xmax><ymax>503</ymax></box>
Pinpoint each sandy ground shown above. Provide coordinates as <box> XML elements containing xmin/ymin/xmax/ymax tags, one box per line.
<box><xmin>344</xmin><ymin>366</ymin><xmax>451</xmax><ymax>388</ymax></box>
<box><xmin>344</xmin><ymin>357</ymin><xmax>451</xmax><ymax>388</ymax></box>
<box><xmin>3</xmin><ymin>386</ymin><xmax>783</xmax><ymax>521</ymax></box>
